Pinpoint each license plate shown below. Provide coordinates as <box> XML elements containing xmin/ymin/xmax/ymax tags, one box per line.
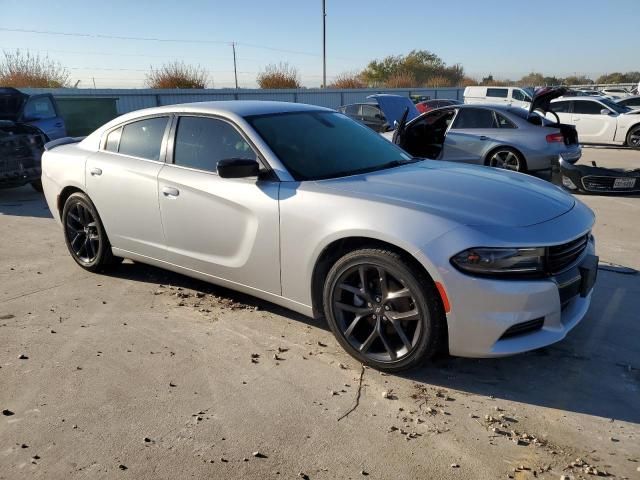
<box><xmin>613</xmin><ymin>177</ymin><xmax>636</xmax><ymax>189</ymax></box>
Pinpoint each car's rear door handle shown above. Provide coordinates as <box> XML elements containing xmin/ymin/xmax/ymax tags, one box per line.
<box><xmin>162</xmin><ymin>186</ymin><xmax>180</xmax><ymax>197</ymax></box>
<box><xmin>479</xmin><ymin>136</ymin><xmax>488</xmax><ymax>140</ymax></box>
<box><xmin>54</xmin><ymin>122</ymin><xmax>63</xmax><ymax>127</ymax></box>
<box><xmin>90</xmin><ymin>167</ymin><xmax>102</xmax><ymax>176</ymax></box>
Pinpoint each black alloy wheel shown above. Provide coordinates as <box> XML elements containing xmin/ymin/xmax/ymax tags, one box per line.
<box><xmin>62</xmin><ymin>192</ymin><xmax>119</xmax><ymax>271</ymax></box>
<box><xmin>323</xmin><ymin>248</ymin><xmax>445</xmax><ymax>372</ymax></box>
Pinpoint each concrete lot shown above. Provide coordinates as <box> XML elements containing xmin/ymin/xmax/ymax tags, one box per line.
<box><xmin>1</xmin><ymin>148</ymin><xmax>638</xmax><ymax>480</ymax></box>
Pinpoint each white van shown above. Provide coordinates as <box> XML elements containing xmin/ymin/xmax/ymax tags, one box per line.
<box><xmin>463</xmin><ymin>86</ymin><xmax>534</xmax><ymax>109</ymax></box>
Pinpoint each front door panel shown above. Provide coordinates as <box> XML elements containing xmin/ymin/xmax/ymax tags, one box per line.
<box><xmin>157</xmin><ymin>165</ymin><xmax>281</xmax><ymax>295</ymax></box>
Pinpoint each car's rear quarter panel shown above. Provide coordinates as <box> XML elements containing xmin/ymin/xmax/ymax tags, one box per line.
<box><xmin>42</xmin><ymin>144</ymin><xmax>89</xmax><ymax>223</ymax></box>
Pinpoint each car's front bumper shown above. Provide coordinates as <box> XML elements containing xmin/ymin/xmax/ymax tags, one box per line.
<box><xmin>551</xmin><ymin>156</ymin><xmax>640</xmax><ymax>194</ymax></box>
<box><xmin>414</xmin><ymin>203</ymin><xmax>596</xmax><ymax>358</ymax></box>
<box><xmin>437</xmin><ymin>243</ymin><xmax>595</xmax><ymax>358</ymax></box>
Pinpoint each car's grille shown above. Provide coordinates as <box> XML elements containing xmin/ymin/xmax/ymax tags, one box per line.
<box><xmin>581</xmin><ymin>175</ymin><xmax>640</xmax><ymax>193</ymax></box>
<box><xmin>546</xmin><ymin>234</ymin><xmax>589</xmax><ymax>275</ymax></box>
<box><xmin>499</xmin><ymin>317</ymin><xmax>544</xmax><ymax>340</ymax></box>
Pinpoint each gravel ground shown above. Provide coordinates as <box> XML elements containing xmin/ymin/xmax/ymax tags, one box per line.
<box><xmin>0</xmin><ymin>148</ymin><xmax>638</xmax><ymax>480</ymax></box>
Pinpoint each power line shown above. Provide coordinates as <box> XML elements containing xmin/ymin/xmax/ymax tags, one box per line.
<box><xmin>0</xmin><ymin>26</ymin><xmax>329</xmax><ymax>58</ymax></box>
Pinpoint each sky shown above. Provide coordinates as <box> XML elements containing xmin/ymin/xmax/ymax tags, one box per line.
<box><xmin>0</xmin><ymin>0</ymin><xmax>638</xmax><ymax>89</ymax></box>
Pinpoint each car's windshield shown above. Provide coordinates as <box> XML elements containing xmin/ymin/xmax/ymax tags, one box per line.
<box><xmin>600</xmin><ymin>98</ymin><xmax>631</xmax><ymax>114</ymax></box>
<box><xmin>246</xmin><ymin>111</ymin><xmax>413</xmax><ymax>181</ymax></box>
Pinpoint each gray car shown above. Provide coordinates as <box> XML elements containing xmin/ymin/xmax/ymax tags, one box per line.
<box><xmin>385</xmin><ymin>102</ymin><xmax>581</xmax><ymax>172</ymax></box>
<box><xmin>42</xmin><ymin>101</ymin><xmax>597</xmax><ymax>371</ymax></box>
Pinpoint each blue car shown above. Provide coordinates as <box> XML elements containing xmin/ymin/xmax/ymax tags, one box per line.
<box><xmin>0</xmin><ymin>87</ymin><xmax>66</xmax><ymax>191</ymax></box>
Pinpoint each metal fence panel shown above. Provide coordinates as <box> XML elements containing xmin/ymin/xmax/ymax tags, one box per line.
<box><xmin>23</xmin><ymin>87</ymin><xmax>466</xmax><ymax>114</ymax></box>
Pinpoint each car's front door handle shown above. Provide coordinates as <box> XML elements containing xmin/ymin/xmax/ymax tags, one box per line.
<box><xmin>90</xmin><ymin>167</ymin><xmax>102</xmax><ymax>176</ymax></box>
<box><xmin>479</xmin><ymin>136</ymin><xmax>488</xmax><ymax>140</ymax></box>
<box><xmin>54</xmin><ymin>122</ymin><xmax>63</xmax><ymax>127</ymax></box>
<box><xmin>162</xmin><ymin>186</ymin><xmax>180</xmax><ymax>197</ymax></box>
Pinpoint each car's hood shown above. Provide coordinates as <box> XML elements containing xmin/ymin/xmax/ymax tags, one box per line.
<box><xmin>368</xmin><ymin>94</ymin><xmax>419</xmax><ymax>126</ymax></box>
<box><xmin>0</xmin><ymin>87</ymin><xmax>27</xmax><ymax>121</ymax></box>
<box><xmin>529</xmin><ymin>87</ymin><xmax>567</xmax><ymax>114</ymax></box>
<box><xmin>317</xmin><ymin>161</ymin><xmax>575</xmax><ymax>227</ymax></box>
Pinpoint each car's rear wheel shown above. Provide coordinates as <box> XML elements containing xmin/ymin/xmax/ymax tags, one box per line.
<box><xmin>487</xmin><ymin>147</ymin><xmax>527</xmax><ymax>172</ymax></box>
<box><xmin>62</xmin><ymin>192</ymin><xmax>119</xmax><ymax>272</ymax></box>
<box><xmin>626</xmin><ymin>125</ymin><xmax>640</xmax><ymax>149</ymax></box>
<box><xmin>322</xmin><ymin>248</ymin><xmax>445</xmax><ymax>372</ymax></box>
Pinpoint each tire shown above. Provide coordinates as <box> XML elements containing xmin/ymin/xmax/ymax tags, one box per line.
<box><xmin>30</xmin><ymin>180</ymin><xmax>43</xmax><ymax>192</ymax></box>
<box><xmin>626</xmin><ymin>125</ymin><xmax>640</xmax><ymax>149</ymax></box>
<box><xmin>62</xmin><ymin>192</ymin><xmax>120</xmax><ymax>272</ymax></box>
<box><xmin>487</xmin><ymin>147</ymin><xmax>527</xmax><ymax>172</ymax></box>
<box><xmin>322</xmin><ymin>248</ymin><xmax>446</xmax><ymax>372</ymax></box>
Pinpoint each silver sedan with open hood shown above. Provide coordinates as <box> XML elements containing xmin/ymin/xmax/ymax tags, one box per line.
<box><xmin>42</xmin><ymin>101</ymin><xmax>597</xmax><ymax>371</ymax></box>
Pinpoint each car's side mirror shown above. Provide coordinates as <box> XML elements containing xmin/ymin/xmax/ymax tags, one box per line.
<box><xmin>600</xmin><ymin>108</ymin><xmax>612</xmax><ymax>115</ymax></box>
<box><xmin>217</xmin><ymin>158</ymin><xmax>260</xmax><ymax>178</ymax></box>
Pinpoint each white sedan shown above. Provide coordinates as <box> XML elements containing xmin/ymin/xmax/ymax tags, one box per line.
<box><xmin>550</xmin><ymin>96</ymin><xmax>640</xmax><ymax>148</ymax></box>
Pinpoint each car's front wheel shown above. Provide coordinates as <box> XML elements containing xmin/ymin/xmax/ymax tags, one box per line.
<box><xmin>62</xmin><ymin>192</ymin><xmax>120</xmax><ymax>272</ymax></box>
<box><xmin>323</xmin><ymin>248</ymin><xmax>445</xmax><ymax>372</ymax></box>
<box><xmin>626</xmin><ymin>125</ymin><xmax>640</xmax><ymax>149</ymax></box>
<box><xmin>487</xmin><ymin>147</ymin><xmax>527</xmax><ymax>172</ymax></box>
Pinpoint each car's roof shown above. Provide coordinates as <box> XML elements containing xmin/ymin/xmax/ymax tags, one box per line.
<box><xmin>126</xmin><ymin>100</ymin><xmax>333</xmax><ymax>118</ymax></box>
<box><xmin>552</xmin><ymin>96</ymin><xmax>608</xmax><ymax>102</ymax></box>
<box><xmin>617</xmin><ymin>95</ymin><xmax>640</xmax><ymax>102</ymax></box>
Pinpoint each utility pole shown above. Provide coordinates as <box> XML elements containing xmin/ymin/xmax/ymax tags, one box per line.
<box><xmin>322</xmin><ymin>0</ymin><xmax>326</xmax><ymax>88</ymax></box>
<box><xmin>232</xmin><ymin>42</ymin><xmax>239</xmax><ymax>89</ymax></box>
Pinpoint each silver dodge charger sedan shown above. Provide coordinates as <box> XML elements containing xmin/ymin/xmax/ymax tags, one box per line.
<box><xmin>42</xmin><ymin>101</ymin><xmax>597</xmax><ymax>371</ymax></box>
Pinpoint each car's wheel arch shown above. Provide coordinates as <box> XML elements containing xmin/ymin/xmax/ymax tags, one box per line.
<box><xmin>57</xmin><ymin>185</ymin><xmax>87</xmax><ymax>216</ymax></box>
<box><xmin>625</xmin><ymin>122</ymin><xmax>640</xmax><ymax>146</ymax></box>
<box><xmin>483</xmin><ymin>144</ymin><xmax>526</xmax><ymax>166</ymax></box>
<box><xmin>310</xmin><ymin>236</ymin><xmax>445</xmax><ymax>321</ymax></box>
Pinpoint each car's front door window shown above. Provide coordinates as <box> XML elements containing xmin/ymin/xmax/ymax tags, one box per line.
<box><xmin>173</xmin><ymin>116</ymin><xmax>256</xmax><ymax>173</ymax></box>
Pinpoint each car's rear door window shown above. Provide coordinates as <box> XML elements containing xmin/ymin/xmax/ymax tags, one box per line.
<box><xmin>118</xmin><ymin>117</ymin><xmax>169</xmax><ymax>161</ymax></box>
<box><xmin>572</xmin><ymin>101</ymin><xmax>604</xmax><ymax>115</ymax></box>
<box><xmin>345</xmin><ymin>104</ymin><xmax>360</xmax><ymax>116</ymax></box>
<box><xmin>105</xmin><ymin>127</ymin><xmax>122</xmax><ymax>152</ymax></box>
<box><xmin>173</xmin><ymin>116</ymin><xmax>256</xmax><ymax>173</ymax></box>
<box><xmin>361</xmin><ymin>104</ymin><xmax>382</xmax><ymax>120</ymax></box>
<box><xmin>550</xmin><ymin>101</ymin><xmax>572</xmax><ymax>113</ymax></box>
<box><xmin>452</xmin><ymin>108</ymin><xmax>498</xmax><ymax>128</ymax></box>
<box><xmin>495</xmin><ymin>112</ymin><xmax>516</xmax><ymax>128</ymax></box>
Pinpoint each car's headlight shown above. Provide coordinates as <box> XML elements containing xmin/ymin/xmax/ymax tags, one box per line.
<box><xmin>451</xmin><ymin>247</ymin><xmax>545</xmax><ymax>276</ymax></box>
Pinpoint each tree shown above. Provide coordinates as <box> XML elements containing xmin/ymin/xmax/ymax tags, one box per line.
<box><xmin>361</xmin><ymin>50</ymin><xmax>464</xmax><ymax>87</ymax></box>
<box><xmin>542</xmin><ymin>76</ymin><xmax>562</xmax><ymax>86</ymax></box>
<box><xmin>257</xmin><ymin>62</ymin><xmax>300</xmax><ymax>89</ymax></box>
<box><xmin>518</xmin><ymin>72</ymin><xmax>545</xmax><ymax>87</ymax></box>
<box><xmin>479</xmin><ymin>74</ymin><xmax>510</xmax><ymax>86</ymax></box>
<box><xmin>145</xmin><ymin>61</ymin><xmax>208</xmax><ymax>89</ymax></box>
<box><xmin>384</xmin><ymin>72</ymin><xmax>417</xmax><ymax>88</ymax></box>
<box><xmin>0</xmin><ymin>49</ymin><xmax>69</xmax><ymax>88</ymax></box>
<box><xmin>329</xmin><ymin>71</ymin><xmax>365</xmax><ymax>88</ymax></box>
<box><xmin>596</xmin><ymin>71</ymin><xmax>640</xmax><ymax>84</ymax></box>
<box><xmin>563</xmin><ymin>75</ymin><xmax>593</xmax><ymax>86</ymax></box>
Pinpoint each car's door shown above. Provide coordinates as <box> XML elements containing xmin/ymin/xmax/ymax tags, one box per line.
<box><xmin>157</xmin><ymin>115</ymin><xmax>280</xmax><ymax>294</ymax></box>
<box><xmin>441</xmin><ymin>107</ymin><xmax>498</xmax><ymax>164</ymax></box>
<box><xmin>21</xmin><ymin>95</ymin><xmax>66</xmax><ymax>140</ymax></box>
<box><xmin>361</xmin><ymin>104</ymin><xmax>385</xmax><ymax>132</ymax></box>
<box><xmin>85</xmin><ymin>115</ymin><xmax>170</xmax><ymax>260</ymax></box>
<box><xmin>571</xmin><ymin>100</ymin><xmax>618</xmax><ymax>143</ymax></box>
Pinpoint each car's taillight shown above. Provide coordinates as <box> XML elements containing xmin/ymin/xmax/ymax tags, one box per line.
<box><xmin>546</xmin><ymin>133</ymin><xmax>564</xmax><ymax>143</ymax></box>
